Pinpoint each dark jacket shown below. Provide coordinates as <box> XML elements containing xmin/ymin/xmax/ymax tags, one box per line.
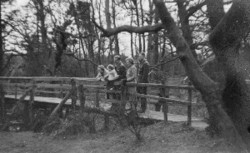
<box><xmin>115</xmin><ymin>64</ymin><xmax>127</xmax><ymax>81</ymax></box>
<box><xmin>138</xmin><ymin>59</ymin><xmax>149</xmax><ymax>83</ymax></box>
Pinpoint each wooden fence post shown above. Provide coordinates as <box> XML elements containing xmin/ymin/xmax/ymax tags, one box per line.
<box><xmin>0</xmin><ymin>85</ymin><xmax>6</xmax><ymax>124</ymax></box>
<box><xmin>29</xmin><ymin>79</ymin><xmax>35</xmax><ymax>126</ymax></box>
<box><xmin>60</xmin><ymin>80</ymin><xmax>63</xmax><ymax>98</ymax></box>
<box><xmin>161</xmin><ymin>81</ymin><xmax>168</xmax><ymax>123</ymax></box>
<box><xmin>187</xmin><ymin>88</ymin><xmax>192</xmax><ymax>126</ymax></box>
<box><xmin>104</xmin><ymin>114</ymin><xmax>109</xmax><ymax>131</ymax></box>
<box><xmin>78</xmin><ymin>84</ymin><xmax>85</xmax><ymax>113</ymax></box>
<box><xmin>71</xmin><ymin>79</ymin><xmax>77</xmax><ymax>112</ymax></box>
<box><xmin>95</xmin><ymin>89</ymin><xmax>100</xmax><ymax>108</ymax></box>
<box><xmin>15</xmin><ymin>83</ymin><xmax>17</xmax><ymax>100</ymax></box>
<box><xmin>120</xmin><ymin>84</ymin><xmax>127</xmax><ymax>113</ymax></box>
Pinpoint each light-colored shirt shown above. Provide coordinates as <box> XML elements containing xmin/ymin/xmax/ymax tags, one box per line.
<box><xmin>106</xmin><ymin>69</ymin><xmax>118</xmax><ymax>81</ymax></box>
<box><xmin>126</xmin><ymin>65</ymin><xmax>137</xmax><ymax>82</ymax></box>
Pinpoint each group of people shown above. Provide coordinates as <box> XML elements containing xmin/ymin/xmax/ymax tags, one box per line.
<box><xmin>96</xmin><ymin>52</ymin><xmax>149</xmax><ymax>113</ymax></box>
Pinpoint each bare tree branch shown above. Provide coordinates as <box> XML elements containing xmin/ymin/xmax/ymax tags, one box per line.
<box><xmin>186</xmin><ymin>1</ymin><xmax>207</xmax><ymax>19</ymax></box>
<box><xmin>93</xmin><ymin>19</ymin><xmax>165</xmax><ymax>37</ymax></box>
<box><xmin>64</xmin><ymin>53</ymin><xmax>98</xmax><ymax>67</ymax></box>
<box><xmin>149</xmin><ymin>55</ymin><xmax>180</xmax><ymax>68</ymax></box>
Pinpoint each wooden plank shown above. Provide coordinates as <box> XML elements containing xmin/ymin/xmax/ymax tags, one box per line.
<box><xmin>127</xmin><ymin>82</ymin><xmax>195</xmax><ymax>90</ymax></box>
<box><xmin>0</xmin><ymin>83</ymin><xmax>32</xmax><ymax>87</ymax></box>
<box><xmin>129</xmin><ymin>93</ymin><xmax>194</xmax><ymax>105</ymax></box>
<box><xmin>83</xmin><ymin>85</ymin><xmax>106</xmax><ymax>89</ymax></box>
<box><xmin>34</xmin><ymin>90</ymin><xmax>61</xmax><ymax>95</ymax></box>
<box><xmin>36</xmin><ymin>83</ymin><xmax>71</xmax><ymax>89</ymax></box>
<box><xmin>139</xmin><ymin>110</ymin><xmax>203</xmax><ymax>122</ymax></box>
<box><xmin>5</xmin><ymin>95</ymin><xmax>72</xmax><ymax>105</ymax></box>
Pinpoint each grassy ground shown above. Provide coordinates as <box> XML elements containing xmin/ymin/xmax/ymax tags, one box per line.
<box><xmin>0</xmin><ymin>122</ymin><xmax>236</xmax><ymax>153</ymax></box>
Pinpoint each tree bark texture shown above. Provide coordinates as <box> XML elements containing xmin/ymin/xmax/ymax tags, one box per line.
<box><xmin>209</xmin><ymin>0</ymin><xmax>250</xmax><ymax>148</ymax></box>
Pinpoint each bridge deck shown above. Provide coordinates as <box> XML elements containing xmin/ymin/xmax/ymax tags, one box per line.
<box><xmin>4</xmin><ymin>94</ymin><xmax>208</xmax><ymax>129</ymax></box>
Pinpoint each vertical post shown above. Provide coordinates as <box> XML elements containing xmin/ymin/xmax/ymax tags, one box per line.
<box><xmin>29</xmin><ymin>79</ymin><xmax>35</xmax><ymax>126</ymax></box>
<box><xmin>104</xmin><ymin>114</ymin><xmax>109</xmax><ymax>131</ymax></box>
<box><xmin>15</xmin><ymin>83</ymin><xmax>17</xmax><ymax>100</ymax></box>
<box><xmin>120</xmin><ymin>84</ymin><xmax>127</xmax><ymax>113</ymax></box>
<box><xmin>0</xmin><ymin>85</ymin><xmax>6</xmax><ymax>124</ymax></box>
<box><xmin>71</xmin><ymin>79</ymin><xmax>77</xmax><ymax>112</ymax></box>
<box><xmin>187</xmin><ymin>88</ymin><xmax>192</xmax><ymax>126</ymax></box>
<box><xmin>95</xmin><ymin>89</ymin><xmax>100</xmax><ymax>108</ymax></box>
<box><xmin>60</xmin><ymin>80</ymin><xmax>63</xmax><ymax>98</ymax></box>
<box><xmin>161</xmin><ymin>81</ymin><xmax>168</xmax><ymax>123</ymax></box>
<box><xmin>78</xmin><ymin>84</ymin><xmax>85</xmax><ymax>112</ymax></box>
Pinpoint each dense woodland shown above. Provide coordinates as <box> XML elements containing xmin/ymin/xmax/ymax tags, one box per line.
<box><xmin>0</xmin><ymin>0</ymin><xmax>217</xmax><ymax>78</ymax></box>
<box><xmin>2</xmin><ymin>0</ymin><xmax>250</xmax><ymax>152</ymax></box>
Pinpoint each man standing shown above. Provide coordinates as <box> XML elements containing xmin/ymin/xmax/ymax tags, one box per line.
<box><xmin>113</xmin><ymin>55</ymin><xmax>127</xmax><ymax>99</ymax></box>
<box><xmin>137</xmin><ymin>52</ymin><xmax>149</xmax><ymax>113</ymax></box>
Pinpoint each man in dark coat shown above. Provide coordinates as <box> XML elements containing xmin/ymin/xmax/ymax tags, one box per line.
<box><xmin>137</xmin><ymin>52</ymin><xmax>149</xmax><ymax>113</ymax></box>
<box><xmin>113</xmin><ymin>55</ymin><xmax>127</xmax><ymax>100</ymax></box>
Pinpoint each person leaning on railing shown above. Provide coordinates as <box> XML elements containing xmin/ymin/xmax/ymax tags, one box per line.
<box><xmin>96</xmin><ymin>65</ymin><xmax>108</xmax><ymax>82</ymax></box>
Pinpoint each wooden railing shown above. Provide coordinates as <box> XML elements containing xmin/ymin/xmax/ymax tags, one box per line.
<box><xmin>0</xmin><ymin>77</ymin><xmax>198</xmax><ymax>126</ymax></box>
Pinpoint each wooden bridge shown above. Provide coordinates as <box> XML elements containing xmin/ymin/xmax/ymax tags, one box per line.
<box><xmin>0</xmin><ymin>77</ymin><xmax>208</xmax><ymax>130</ymax></box>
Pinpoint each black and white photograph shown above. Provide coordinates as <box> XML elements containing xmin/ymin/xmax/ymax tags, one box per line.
<box><xmin>0</xmin><ymin>0</ymin><xmax>249</xmax><ymax>152</ymax></box>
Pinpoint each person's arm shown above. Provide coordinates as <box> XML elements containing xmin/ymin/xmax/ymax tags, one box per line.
<box><xmin>96</xmin><ymin>73</ymin><xmax>102</xmax><ymax>81</ymax></box>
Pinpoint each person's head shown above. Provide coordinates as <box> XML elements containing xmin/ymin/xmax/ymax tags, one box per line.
<box><xmin>97</xmin><ymin>65</ymin><xmax>105</xmax><ymax>73</ymax></box>
<box><xmin>138</xmin><ymin>52</ymin><xmax>146</xmax><ymax>61</ymax></box>
<box><xmin>107</xmin><ymin>64</ymin><xmax>114</xmax><ymax>71</ymax></box>
<box><xmin>114</xmin><ymin>55</ymin><xmax>121</xmax><ymax>66</ymax></box>
<box><xmin>125</xmin><ymin>57</ymin><xmax>134</xmax><ymax>67</ymax></box>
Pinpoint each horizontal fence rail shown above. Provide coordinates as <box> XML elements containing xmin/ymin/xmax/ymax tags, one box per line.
<box><xmin>0</xmin><ymin>76</ymin><xmax>202</xmax><ymax>126</ymax></box>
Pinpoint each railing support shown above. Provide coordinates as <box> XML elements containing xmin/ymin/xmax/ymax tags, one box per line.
<box><xmin>49</xmin><ymin>91</ymin><xmax>72</xmax><ymax>120</ymax></box>
<box><xmin>78</xmin><ymin>84</ymin><xmax>85</xmax><ymax>112</ymax></box>
<box><xmin>120</xmin><ymin>84</ymin><xmax>127</xmax><ymax>113</ymax></box>
<box><xmin>0</xmin><ymin>86</ymin><xmax>6</xmax><ymax>124</ymax></box>
<box><xmin>104</xmin><ymin>114</ymin><xmax>109</xmax><ymax>131</ymax></box>
<box><xmin>71</xmin><ymin>79</ymin><xmax>77</xmax><ymax>112</ymax></box>
<box><xmin>95</xmin><ymin>89</ymin><xmax>100</xmax><ymax>108</ymax></box>
<box><xmin>29</xmin><ymin>79</ymin><xmax>35</xmax><ymax>126</ymax></box>
<box><xmin>187</xmin><ymin>88</ymin><xmax>192</xmax><ymax>126</ymax></box>
<box><xmin>161</xmin><ymin>81</ymin><xmax>168</xmax><ymax>123</ymax></box>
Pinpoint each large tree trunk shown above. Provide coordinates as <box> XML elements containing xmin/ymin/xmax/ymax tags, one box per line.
<box><xmin>153</xmin><ymin>0</ymin><xmax>248</xmax><ymax>151</ymax></box>
<box><xmin>134</xmin><ymin>0</ymin><xmax>142</xmax><ymax>52</ymax></box>
<box><xmin>209</xmin><ymin>0</ymin><xmax>250</xmax><ymax>148</ymax></box>
<box><xmin>147</xmin><ymin>0</ymin><xmax>159</xmax><ymax>65</ymax></box>
<box><xmin>112</xmin><ymin>0</ymin><xmax>119</xmax><ymax>55</ymax></box>
<box><xmin>0</xmin><ymin>0</ymin><xmax>3</xmax><ymax>76</ymax></box>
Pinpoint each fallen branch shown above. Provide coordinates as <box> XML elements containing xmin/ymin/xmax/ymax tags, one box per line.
<box><xmin>48</xmin><ymin>91</ymin><xmax>72</xmax><ymax>120</ymax></box>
